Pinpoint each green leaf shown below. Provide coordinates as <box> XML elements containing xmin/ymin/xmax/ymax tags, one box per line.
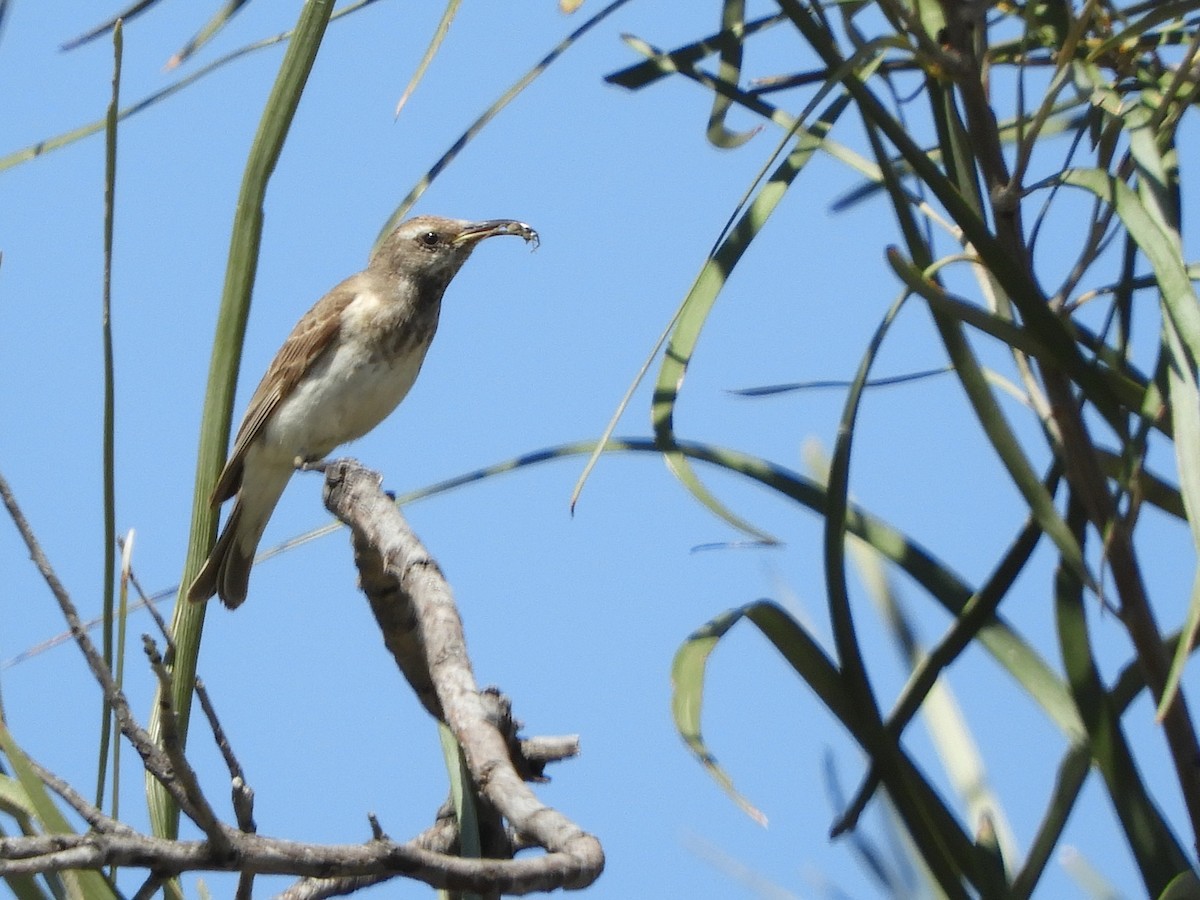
<box><xmin>809</xmin><ymin>437</ymin><xmax>1025</xmax><ymax>870</ymax></box>
<box><xmin>1159</xmin><ymin>869</ymin><xmax>1200</xmax><ymax>900</ymax></box>
<box><xmin>706</xmin><ymin>0</ymin><xmax>759</xmax><ymax>149</ymax></box>
<box><xmin>0</xmin><ymin>1</ymin><xmax>381</xmax><ymax>174</ymax></box>
<box><xmin>778</xmin><ymin>0</ymin><xmax>1127</xmax><ymax>428</ymax></box>
<box><xmin>821</xmin><ymin>288</ymin><xmax>985</xmax><ymax>894</ymax></box>
<box><xmin>1010</xmin><ymin>744</ymin><xmax>1091</xmax><ymax>898</ymax></box>
<box><xmin>0</xmin><ymin>720</ymin><xmax>118</xmax><ymax>898</ymax></box>
<box><xmin>673</xmin><ymin>601</ymin><xmax>978</xmax><ymax>897</ymax></box>
<box><xmin>438</xmin><ymin>720</ymin><xmax>482</xmax><ymax>897</ymax></box>
<box><xmin>393</xmin><ymin>0</ymin><xmax>461</xmax><ymax>119</ymax></box>
<box><xmin>60</xmin><ymin>0</ymin><xmax>161</xmax><ymax>51</ymax></box>
<box><xmin>150</xmin><ymin>0</ymin><xmax>336</xmax><ymax>843</ymax></box>
<box><xmin>0</xmin><ymin>817</ymin><xmax>56</xmax><ymax>900</ymax></box>
<box><xmin>649</xmin><ymin>92</ymin><xmax>851</xmax><ymax>543</ymax></box>
<box><xmin>888</xmin><ymin>248</ymin><xmax>1093</xmax><ymax>589</ymax></box>
<box><xmin>313</xmin><ymin>437</ymin><xmax>1084</xmax><ymax>741</ymax></box>
<box><xmin>0</xmin><ymin>773</ymin><xmax>38</xmax><ymax>820</ymax></box>
<box><xmin>605</xmin><ymin>13</ymin><xmax>783</xmax><ymax>90</ymax></box>
<box><xmin>1057</xmin><ymin>167</ymin><xmax>1200</xmax><ymax>719</ymax></box>
<box><xmin>95</xmin><ymin>16</ymin><xmax>122</xmax><ymax>817</ymax></box>
<box><xmin>906</xmin><ymin>272</ymin><xmax>1152</xmax><ymax>434</ymax></box>
<box><xmin>1054</xmin><ymin>502</ymin><xmax>1191</xmax><ymax>894</ymax></box>
<box><xmin>380</xmin><ymin>0</ymin><xmax>633</xmax><ymax>238</ymax></box>
<box><xmin>671</xmin><ymin>604</ymin><xmax>790</xmax><ymax>824</ymax></box>
<box><xmin>166</xmin><ymin>0</ymin><xmax>253</xmax><ymax>70</ymax></box>
<box><xmin>1085</xmin><ymin>2</ymin><xmax>1200</xmax><ymax>64</ymax></box>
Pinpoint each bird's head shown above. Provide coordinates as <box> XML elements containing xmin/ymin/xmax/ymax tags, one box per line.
<box><xmin>370</xmin><ymin>215</ymin><xmax>538</xmax><ymax>287</ymax></box>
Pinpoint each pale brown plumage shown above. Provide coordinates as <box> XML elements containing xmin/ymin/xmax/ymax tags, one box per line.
<box><xmin>209</xmin><ymin>284</ymin><xmax>348</xmax><ymax>508</ymax></box>
<box><xmin>188</xmin><ymin>215</ymin><xmax>537</xmax><ymax>608</ymax></box>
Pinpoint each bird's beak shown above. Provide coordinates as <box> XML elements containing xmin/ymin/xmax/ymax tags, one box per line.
<box><xmin>452</xmin><ymin>219</ymin><xmax>539</xmax><ymax>249</ymax></box>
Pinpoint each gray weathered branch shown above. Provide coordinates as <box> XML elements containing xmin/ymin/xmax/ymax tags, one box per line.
<box><xmin>0</xmin><ymin>461</ymin><xmax>601</xmax><ymax>895</ymax></box>
<box><xmin>318</xmin><ymin>459</ymin><xmax>604</xmax><ymax>892</ymax></box>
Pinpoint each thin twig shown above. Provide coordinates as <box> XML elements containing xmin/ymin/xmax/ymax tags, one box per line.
<box><xmin>26</xmin><ymin>757</ymin><xmax>134</xmax><ymax>835</ymax></box>
<box><xmin>195</xmin><ymin>677</ymin><xmax>256</xmax><ymax>834</ymax></box>
<box><xmin>142</xmin><ymin>636</ymin><xmax>231</xmax><ymax>852</ymax></box>
<box><xmin>0</xmin><ymin>471</ymin><xmax>193</xmax><ymax>814</ymax></box>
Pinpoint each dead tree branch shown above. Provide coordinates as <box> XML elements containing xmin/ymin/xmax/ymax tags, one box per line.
<box><xmin>0</xmin><ymin>463</ymin><xmax>601</xmax><ymax>895</ymax></box>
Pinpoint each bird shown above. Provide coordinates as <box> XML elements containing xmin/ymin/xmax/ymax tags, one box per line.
<box><xmin>187</xmin><ymin>215</ymin><xmax>538</xmax><ymax>608</ymax></box>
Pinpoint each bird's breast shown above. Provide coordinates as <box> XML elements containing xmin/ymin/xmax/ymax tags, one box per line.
<box><xmin>343</xmin><ymin>285</ymin><xmax>442</xmax><ymax>364</ymax></box>
<box><xmin>259</xmin><ymin>289</ymin><xmax>440</xmax><ymax>460</ymax></box>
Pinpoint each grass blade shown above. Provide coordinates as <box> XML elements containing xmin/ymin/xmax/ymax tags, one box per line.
<box><xmin>1056</xmin><ymin>167</ymin><xmax>1200</xmax><ymax>718</ymax></box>
<box><xmin>1054</xmin><ymin>499</ymin><xmax>1191</xmax><ymax>893</ymax></box>
<box><xmin>0</xmin><ymin>1</ymin><xmax>381</xmax><ymax>173</ymax></box>
<box><xmin>147</xmin><ymin>0</ymin><xmax>336</xmax><ymax>843</ymax></box>
<box><xmin>94</xmin><ymin>18</ymin><xmax>122</xmax><ymax>816</ymax></box>
<box><xmin>60</xmin><ymin>0</ymin><xmax>159</xmax><ymax>51</ymax></box>
<box><xmin>166</xmin><ymin>0</ymin><xmax>253</xmax><ymax>70</ymax></box>
<box><xmin>888</xmin><ymin>248</ymin><xmax>1093</xmax><ymax>588</ymax></box>
<box><xmin>378</xmin><ymin>0</ymin><xmax>632</xmax><ymax>239</ymax></box>
<box><xmin>393</xmin><ymin>0</ymin><xmax>460</xmax><ymax>118</ymax></box>
<box><xmin>646</xmin><ymin>94</ymin><xmax>850</xmax><ymax>542</ymax></box>
<box><xmin>0</xmin><ymin>721</ymin><xmax>118</xmax><ymax>898</ymax></box>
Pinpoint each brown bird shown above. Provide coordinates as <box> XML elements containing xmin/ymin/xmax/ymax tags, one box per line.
<box><xmin>188</xmin><ymin>215</ymin><xmax>538</xmax><ymax>608</ymax></box>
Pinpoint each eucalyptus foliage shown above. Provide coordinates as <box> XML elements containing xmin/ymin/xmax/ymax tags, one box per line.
<box><xmin>609</xmin><ymin>3</ymin><xmax>1200</xmax><ymax>897</ymax></box>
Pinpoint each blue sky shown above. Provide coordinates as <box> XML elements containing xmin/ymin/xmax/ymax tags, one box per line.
<box><xmin>1</xmin><ymin>2</ymin><xmax>1197</xmax><ymax>898</ymax></box>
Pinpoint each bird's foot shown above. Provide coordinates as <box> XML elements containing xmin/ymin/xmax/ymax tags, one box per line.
<box><xmin>295</xmin><ymin>456</ymin><xmax>328</xmax><ymax>473</ymax></box>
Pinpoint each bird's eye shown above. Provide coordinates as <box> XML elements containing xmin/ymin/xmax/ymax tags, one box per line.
<box><xmin>419</xmin><ymin>231</ymin><xmax>441</xmax><ymax>247</ymax></box>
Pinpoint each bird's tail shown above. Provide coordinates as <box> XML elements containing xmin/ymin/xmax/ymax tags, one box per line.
<box><xmin>186</xmin><ymin>470</ymin><xmax>290</xmax><ymax>609</ymax></box>
<box><xmin>187</xmin><ymin>503</ymin><xmax>248</xmax><ymax>607</ymax></box>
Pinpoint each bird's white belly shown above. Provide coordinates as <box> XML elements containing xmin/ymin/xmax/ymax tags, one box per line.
<box><xmin>259</xmin><ymin>338</ymin><xmax>429</xmax><ymax>462</ymax></box>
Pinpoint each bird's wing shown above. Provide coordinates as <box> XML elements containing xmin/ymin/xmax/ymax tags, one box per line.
<box><xmin>209</xmin><ymin>276</ymin><xmax>364</xmax><ymax>505</ymax></box>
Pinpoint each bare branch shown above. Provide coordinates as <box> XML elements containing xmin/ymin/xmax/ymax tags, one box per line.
<box><xmin>195</xmin><ymin>677</ymin><xmax>257</xmax><ymax>834</ymax></box>
<box><xmin>0</xmin><ymin>461</ymin><xmax>599</xmax><ymax>894</ymax></box>
<box><xmin>25</xmin><ymin>757</ymin><xmax>133</xmax><ymax>835</ymax></box>
<box><xmin>0</xmin><ymin>831</ymin><xmax>595</xmax><ymax>893</ymax></box>
<box><xmin>321</xmin><ymin>458</ymin><xmax>604</xmax><ymax>892</ymax></box>
<box><xmin>0</xmin><ymin>470</ymin><xmax>197</xmax><ymax>818</ymax></box>
<box><xmin>143</xmin><ymin>636</ymin><xmax>233</xmax><ymax>852</ymax></box>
